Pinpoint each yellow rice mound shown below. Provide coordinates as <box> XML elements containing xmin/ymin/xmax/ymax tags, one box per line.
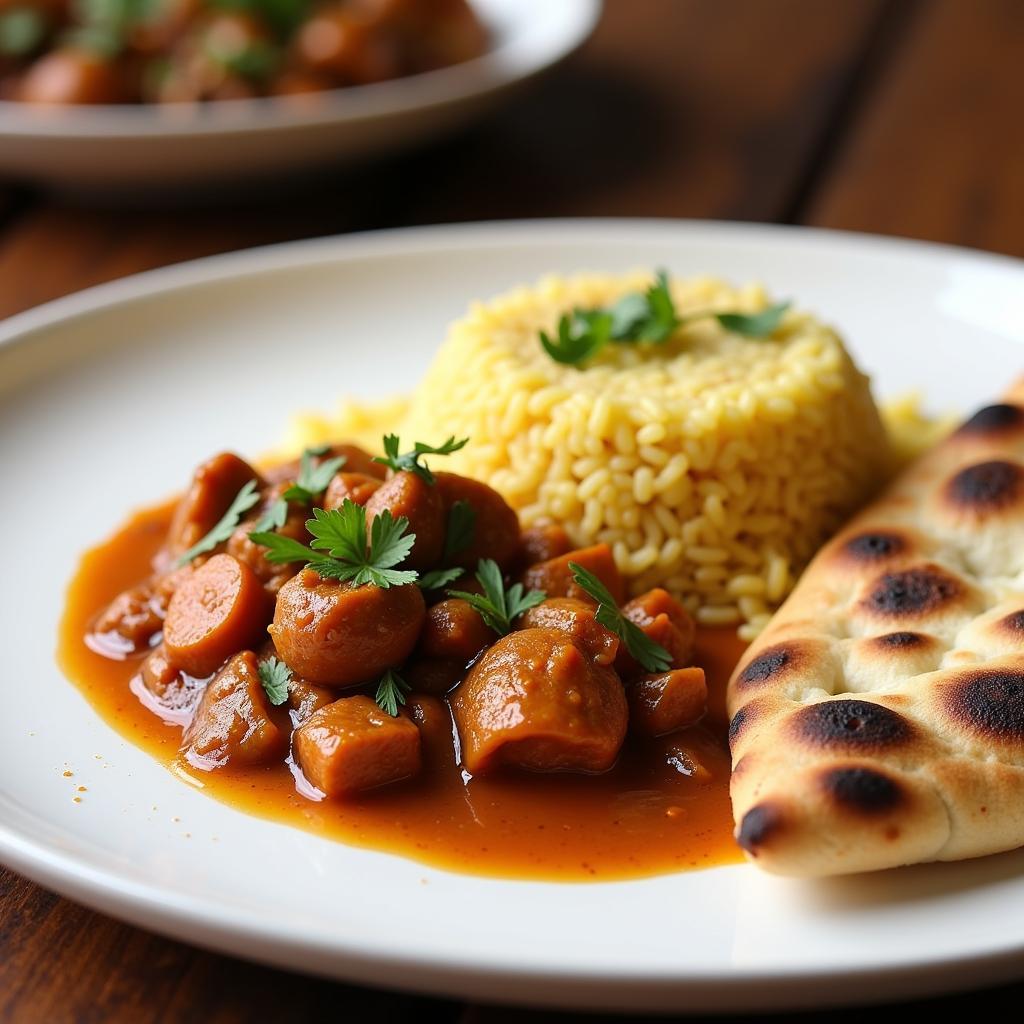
<box><xmin>286</xmin><ymin>273</ymin><xmax>904</xmax><ymax>639</ymax></box>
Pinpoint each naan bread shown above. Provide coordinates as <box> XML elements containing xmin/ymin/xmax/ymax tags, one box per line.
<box><xmin>727</xmin><ymin>382</ymin><xmax>1024</xmax><ymax>876</ymax></box>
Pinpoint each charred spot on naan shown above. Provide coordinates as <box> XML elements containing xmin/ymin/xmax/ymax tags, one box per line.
<box><xmin>791</xmin><ymin>699</ymin><xmax>914</xmax><ymax>751</ymax></box>
<box><xmin>733</xmin><ymin>638</ymin><xmax>838</xmax><ymax>697</ymax></box>
<box><xmin>858</xmin><ymin>564</ymin><xmax>968</xmax><ymax>622</ymax></box>
<box><xmin>873</xmin><ymin>630</ymin><xmax>931</xmax><ymax>649</ymax></box>
<box><xmin>728</xmin><ymin>703</ymin><xmax>755</xmax><ymax>750</ymax></box>
<box><xmin>837</xmin><ymin>529</ymin><xmax>912</xmax><ymax>567</ymax></box>
<box><xmin>939</xmin><ymin>668</ymin><xmax>1024</xmax><ymax>742</ymax></box>
<box><xmin>955</xmin><ymin>403</ymin><xmax>1024</xmax><ymax>439</ymax></box>
<box><xmin>735</xmin><ymin>802</ymin><xmax>785</xmax><ymax>855</ymax></box>
<box><xmin>942</xmin><ymin>460</ymin><xmax>1024</xmax><ymax>516</ymax></box>
<box><xmin>737</xmin><ymin>645</ymin><xmax>791</xmax><ymax>686</ymax></box>
<box><xmin>997</xmin><ymin>609</ymin><xmax>1024</xmax><ymax>636</ymax></box>
<box><xmin>727</xmin><ymin>697</ymin><xmax>777</xmax><ymax>752</ymax></box>
<box><xmin>819</xmin><ymin>765</ymin><xmax>905</xmax><ymax>815</ymax></box>
<box><xmin>844</xmin><ymin>631</ymin><xmax>943</xmax><ymax>691</ymax></box>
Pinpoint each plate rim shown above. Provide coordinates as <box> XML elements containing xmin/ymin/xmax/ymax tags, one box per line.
<box><xmin>3</xmin><ymin>216</ymin><xmax>1022</xmax><ymax>350</ymax></box>
<box><xmin>3</xmin><ymin>216</ymin><xmax>1024</xmax><ymax>1011</ymax></box>
<box><xmin>0</xmin><ymin>0</ymin><xmax>601</xmax><ymax>139</ymax></box>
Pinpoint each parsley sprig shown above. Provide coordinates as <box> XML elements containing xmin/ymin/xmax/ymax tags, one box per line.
<box><xmin>569</xmin><ymin>562</ymin><xmax>672</xmax><ymax>673</ymax></box>
<box><xmin>442</xmin><ymin>499</ymin><xmax>476</xmax><ymax>561</ymax></box>
<box><xmin>448</xmin><ymin>559</ymin><xmax>546</xmax><ymax>636</ymax></box>
<box><xmin>251</xmin><ymin>497</ymin><xmax>288</xmax><ymax>534</ymax></box>
<box><xmin>609</xmin><ymin>270</ymin><xmax>679</xmax><ymax>342</ymax></box>
<box><xmin>176</xmin><ymin>479</ymin><xmax>260</xmax><ymax>567</ymax></box>
<box><xmin>250</xmin><ymin>446</ymin><xmax>345</xmax><ymax>535</ymax></box>
<box><xmin>283</xmin><ymin>446</ymin><xmax>346</xmax><ymax>504</ymax></box>
<box><xmin>257</xmin><ymin>655</ymin><xmax>291</xmax><ymax>706</ymax></box>
<box><xmin>414</xmin><ymin>501</ymin><xmax>475</xmax><ymax>590</ymax></box>
<box><xmin>374</xmin><ymin>434</ymin><xmax>468</xmax><ymax>485</ymax></box>
<box><xmin>540</xmin><ymin>269</ymin><xmax>790</xmax><ymax>366</ymax></box>
<box><xmin>418</xmin><ymin>567</ymin><xmax>465</xmax><ymax>591</ymax></box>
<box><xmin>0</xmin><ymin>8</ymin><xmax>47</xmax><ymax>56</ymax></box>
<box><xmin>249</xmin><ymin>500</ymin><xmax>417</xmax><ymax>588</ymax></box>
<box><xmin>375</xmin><ymin>669</ymin><xmax>411</xmax><ymax>717</ymax></box>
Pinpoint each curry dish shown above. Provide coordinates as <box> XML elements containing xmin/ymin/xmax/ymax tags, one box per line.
<box><xmin>62</xmin><ymin>439</ymin><xmax>746</xmax><ymax>880</ymax></box>
<box><xmin>0</xmin><ymin>0</ymin><xmax>485</xmax><ymax>105</ymax></box>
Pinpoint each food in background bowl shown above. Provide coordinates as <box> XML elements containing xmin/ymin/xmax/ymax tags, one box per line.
<box><xmin>290</xmin><ymin>271</ymin><xmax>893</xmax><ymax>638</ymax></box>
<box><xmin>0</xmin><ymin>0</ymin><xmax>486</xmax><ymax>105</ymax></box>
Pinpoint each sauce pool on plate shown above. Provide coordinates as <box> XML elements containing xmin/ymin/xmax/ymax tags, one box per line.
<box><xmin>60</xmin><ymin>500</ymin><xmax>746</xmax><ymax>882</ymax></box>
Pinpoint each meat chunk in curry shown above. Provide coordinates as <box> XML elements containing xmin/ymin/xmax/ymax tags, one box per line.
<box><xmin>294</xmin><ymin>695</ymin><xmax>421</xmax><ymax>797</ymax></box>
<box><xmin>450</xmin><ymin>628</ymin><xmax>628</xmax><ymax>775</ymax></box>
<box><xmin>182</xmin><ymin>651</ymin><xmax>286</xmax><ymax>769</ymax></box>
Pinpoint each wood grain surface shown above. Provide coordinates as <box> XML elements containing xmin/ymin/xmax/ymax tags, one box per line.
<box><xmin>1</xmin><ymin>1</ymin><xmax>1022</xmax><ymax>1020</ymax></box>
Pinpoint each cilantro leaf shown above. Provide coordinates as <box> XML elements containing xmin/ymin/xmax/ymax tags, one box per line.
<box><xmin>176</xmin><ymin>479</ymin><xmax>260</xmax><ymax>567</ymax></box>
<box><xmin>540</xmin><ymin>271</ymin><xmax>677</xmax><ymax>366</ymax></box>
<box><xmin>374</xmin><ymin>434</ymin><xmax>469</xmax><ymax>485</ymax></box>
<box><xmin>635</xmin><ymin>270</ymin><xmax>680</xmax><ymax>342</ymax></box>
<box><xmin>375</xmin><ymin>669</ymin><xmax>411</xmax><ymax>717</ymax></box>
<box><xmin>442</xmin><ymin>500</ymin><xmax>476</xmax><ymax>562</ymax></box>
<box><xmin>307</xmin><ymin>501</ymin><xmax>366</xmax><ymax>563</ymax></box>
<box><xmin>447</xmin><ymin>558</ymin><xmax>546</xmax><ymax>635</ymax></box>
<box><xmin>246</xmin><ymin>531</ymin><xmax>316</xmax><ymax>564</ymax></box>
<box><xmin>607</xmin><ymin>292</ymin><xmax>649</xmax><ymax>339</ymax></box>
<box><xmin>568</xmin><ymin>562</ymin><xmax>672</xmax><ymax>673</ymax></box>
<box><xmin>607</xmin><ymin>270</ymin><xmax>679</xmax><ymax>343</ymax></box>
<box><xmin>251</xmin><ymin>496</ymin><xmax>288</xmax><ymax>534</ymax></box>
<box><xmin>714</xmin><ymin>301</ymin><xmax>790</xmax><ymax>338</ymax></box>
<box><xmin>367</xmin><ymin>507</ymin><xmax>417</xmax><ymax>570</ymax></box>
<box><xmin>417</xmin><ymin>567</ymin><xmax>465</xmax><ymax>591</ymax></box>
<box><xmin>539</xmin><ymin>269</ymin><xmax>789</xmax><ymax>366</ymax></box>
<box><xmin>257</xmin><ymin>655</ymin><xmax>291</xmax><ymax>706</ymax></box>
<box><xmin>250</xmin><ymin>499</ymin><xmax>418</xmax><ymax>589</ymax></box>
<box><xmin>210</xmin><ymin>0</ymin><xmax>313</xmax><ymax>37</ymax></box>
<box><xmin>64</xmin><ymin>0</ymin><xmax>161</xmax><ymax>55</ymax></box>
<box><xmin>283</xmin><ymin>447</ymin><xmax>346</xmax><ymax>504</ymax></box>
<box><xmin>0</xmin><ymin>8</ymin><xmax>47</xmax><ymax>56</ymax></box>
<box><xmin>540</xmin><ymin>309</ymin><xmax>613</xmax><ymax>366</ymax></box>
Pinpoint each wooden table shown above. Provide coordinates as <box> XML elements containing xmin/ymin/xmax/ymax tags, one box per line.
<box><xmin>2</xmin><ymin>1</ymin><xmax>1022</xmax><ymax>1020</ymax></box>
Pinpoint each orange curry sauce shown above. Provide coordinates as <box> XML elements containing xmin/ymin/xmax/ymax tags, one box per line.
<box><xmin>59</xmin><ymin>500</ymin><xmax>747</xmax><ymax>881</ymax></box>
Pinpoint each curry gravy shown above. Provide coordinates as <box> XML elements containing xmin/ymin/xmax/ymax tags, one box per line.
<box><xmin>59</xmin><ymin>501</ymin><xmax>746</xmax><ymax>881</ymax></box>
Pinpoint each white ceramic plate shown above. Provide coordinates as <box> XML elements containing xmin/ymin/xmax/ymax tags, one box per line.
<box><xmin>0</xmin><ymin>0</ymin><xmax>599</xmax><ymax>189</ymax></box>
<box><xmin>2</xmin><ymin>220</ymin><xmax>1024</xmax><ymax>1013</ymax></box>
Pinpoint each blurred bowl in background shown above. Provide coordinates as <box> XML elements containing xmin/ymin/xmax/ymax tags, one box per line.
<box><xmin>0</xmin><ymin>0</ymin><xmax>600</xmax><ymax>192</ymax></box>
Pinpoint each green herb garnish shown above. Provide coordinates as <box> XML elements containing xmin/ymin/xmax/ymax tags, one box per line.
<box><xmin>249</xmin><ymin>499</ymin><xmax>418</xmax><ymax>589</ymax></box>
<box><xmin>176</xmin><ymin>479</ymin><xmax>260</xmax><ymax>567</ymax></box>
<box><xmin>250</xmin><ymin>445</ymin><xmax>340</xmax><ymax>534</ymax></box>
<box><xmin>539</xmin><ymin>269</ymin><xmax>790</xmax><ymax>366</ymax></box>
<box><xmin>283</xmin><ymin>447</ymin><xmax>346</xmax><ymax>504</ymax></box>
<box><xmin>608</xmin><ymin>269</ymin><xmax>679</xmax><ymax>342</ymax></box>
<box><xmin>715</xmin><ymin>303</ymin><xmax>791</xmax><ymax>338</ymax></box>
<box><xmin>251</xmin><ymin>497</ymin><xmax>288</xmax><ymax>534</ymax></box>
<box><xmin>568</xmin><ymin>562</ymin><xmax>671</xmax><ymax>672</ymax></box>
<box><xmin>442</xmin><ymin>499</ymin><xmax>476</xmax><ymax>562</ymax></box>
<box><xmin>0</xmin><ymin>8</ymin><xmax>47</xmax><ymax>56</ymax></box>
<box><xmin>375</xmin><ymin>668</ymin><xmax>411</xmax><ymax>717</ymax></box>
<box><xmin>210</xmin><ymin>0</ymin><xmax>313</xmax><ymax>37</ymax></box>
<box><xmin>257</xmin><ymin>655</ymin><xmax>291</xmax><ymax>706</ymax></box>
<box><xmin>417</xmin><ymin>567</ymin><xmax>465</xmax><ymax>591</ymax></box>
<box><xmin>374</xmin><ymin>434</ymin><xmax>468</xmax><ymax>486</ymax></box>
<box><xmin>447</xmin><ymin>558</ymin><xmax>545</xmax><ymax>636</ymax></box>
<box><xmin>540</xmin><ymin>308</ymin><xmax>613</xmax><ymax>366</ymax></box>
<box><xmin>214</xmin><ymin>39</ymin><xmax>280</xmax><ymax>82</ymax></box>
<box><xmin>64</xmin><ymin>0</ymin><xmax>160</xmax><ymax>56</ymax></box>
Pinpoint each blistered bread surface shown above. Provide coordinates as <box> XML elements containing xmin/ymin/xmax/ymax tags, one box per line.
<box><xmin>727</xmin><ymin>386</ymin><xmax>1024</xmax><ymax>876</ymax></box>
